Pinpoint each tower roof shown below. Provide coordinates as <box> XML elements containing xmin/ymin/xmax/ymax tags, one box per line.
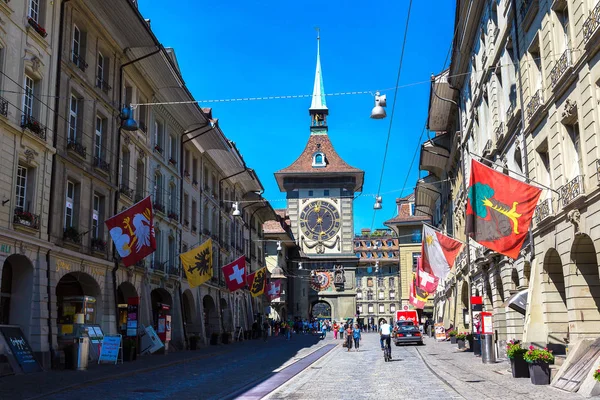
<box><xmin>309</xmin><ymin>32</ymin><xmax>327</xmax><ymax>111</ymax></box>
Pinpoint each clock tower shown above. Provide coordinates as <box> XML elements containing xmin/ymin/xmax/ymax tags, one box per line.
<box><xmin>274</xmin><ymin>34</ymin><xmax>364</xmax><ymax>322</ymax></box>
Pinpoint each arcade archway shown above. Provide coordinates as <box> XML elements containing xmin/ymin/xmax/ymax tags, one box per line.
<box><xmin>569</xmin><ymin>234</ymin><xmax>600</xmax><ymax>339</ymax></box>
<box><xmin>203</xmin><ymin>295</ymin><xmax>219</xmax><ymax>338</ymax></box>
<box><xmin>150</xmin><ymin>288</ymin><xmax>172</xmax><ymax>340</ymax></box>
<box><xmin>1</xmin><ymin>255</ymin><xmax>34</xmax><ymax>336</ymax></box>
<box><xmin>116</xmin><ymin>282</ymin><xmax>138</xmax><ymax>336</ymax></box>
<box><xmin>542</xmin><ymin>248</ymin><xmax>568</xmax><ymax>343</ymax></box>
<box><xmin>311</xmin><ymin>301</ymin><xmax>331</xmax><ymax>321</ymax></box>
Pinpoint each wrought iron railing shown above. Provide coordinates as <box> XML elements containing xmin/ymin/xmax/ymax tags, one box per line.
<box><xmin>549</xmin><ymin>49</ymin><xmax>571</xmax><ymax>89</ymax></box>
<box><xmin>135</xmin><ymin>193</ymin><xmax>144</xmax><ymax>203</ymax></box>
<box><xmin>21</xmin><ymin>114</ymin><xmax>47</xmax><ymax>140</ymax></box>
<box><xmin>63</xmin><ymin>227</ymin><xmax>81</xmax><ymax>244</ymax></box>
<box><xmin>526</xmin><ymin>89</ymin><xmax>543</xmax><ymax>120</ymax></box>
<box><xmin>534</xmin><ymin>197</ymin><xmax>553</xmax><ymax>224</ymax></box>
<box><xmin>93</xmin><ymin>156</ymin><xmax>110</xmax><ymax>173</ymax></box>
<box><xmin>483</xmin><ymin>139</ymin><xmax>492</xmax><ymax>155</ymax></box>
<box><xmin>119</xmin><ymin>184</ymin><xmax>134</xmax><ymax>200</ymax></box>
<box><xmin>494</xmin><ymin>122</ymin><xmax>504</xmax><ymax>142</ymax></box>
<box><xmin>95</xmin><ymin>77</ymin><xmax>111</xmax><ymax>93</ymax></box>
<box><xmin>583</xmin><ymin>1</ymin><xmax>600</xmax><ymax>44</ymax></box>
<box><xmin>67</xmin><ymin>139</ymin><xmax>87</xmax><ymax>158</ymax></box>
<box><xmin>559</xmin><ymin>175</ymin><xmax>584</xmax><ymax>207</ymax></box>
<box><xmin>71</xmin><ymin>52</ymin><xmax>88</xmax><ymax>72</ymax></box>
<box><xmin>91</xmin><ymin>238</ymin><xmax>107</xmax><ymax>252</ymax></box>
<box><xmin>0</xmin><ymin>96</ymin><xmax>7</xmax><ymax>117</ymax></box>
<box><xmin>153</xmin><ymin>202</ymin><xmax>165</xmax><ymax>213</ymax></box>
<box><xmin>27</xmin><ymin>17</ymin><xmax>47</xmax><ymax>37</ymax></box>
<box><xmin>13</xmin><ymin>208</ymin><xmax>40</xmax><ymax>230</ymax></box>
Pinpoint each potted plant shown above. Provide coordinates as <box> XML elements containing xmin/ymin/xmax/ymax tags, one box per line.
<box><xmin>506</xmin><ymin>339</ymin><xmax>529</xmax><ymax>378</ymax></box>
<box><xmin>448</xmin><ymin>329</ymin><xmax>458</xmax><ymax>344</ymax></box>
<box><xmin>594</xmin><ymin>367</ymin><xmax>600</xmax><ymax>383</ymax></box>
<box><xmin>465</xmin><ymin>332</ymin><xmax>474</xmax><ymax>351</ymax></box>
<box><xmin>189</xmin><ymin>335</ymin><xmax>199</xmax><ymax>350</ymax></box>
<box><xmin>123</xmin><ymin>338</ymin><xmax>137</xmax><ymax>362</ymax></box>
<box><xmin>523</xmin><ymin>345</ymin><xmax>554</xmax><ymax>385</ymax></box>
<box><xmin>455</xmin><ymin>332</ymin><xmax>467</xmax><ymax>349</ymax></box>
<box><xmin>210</xmin><ymin>332</ymin><xmax>219</xmax><ymax>345</ymax></box>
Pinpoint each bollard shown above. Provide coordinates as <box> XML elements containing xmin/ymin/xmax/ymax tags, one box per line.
<box><xmin>481</xmin><ymin>333</ymin><xmax>496</xmax><ymax>364</ymax></box>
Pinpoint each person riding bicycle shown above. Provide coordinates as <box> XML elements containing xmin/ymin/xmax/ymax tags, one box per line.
<box><xmin>379</xmin><ymin>321</ymin><xmax>392</xmax><ymax>358</ymax></box>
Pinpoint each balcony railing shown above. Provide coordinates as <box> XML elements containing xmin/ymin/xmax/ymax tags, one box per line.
<box><xmin>559</xmin><ymin>175</ymin><xmax>584</xmax><ymax>207</ymax></box>
<box><xmin>91</xmin><ymin>238</ymin><xmax>107</xmax><ymax>252</ymax></box>
<box><xmin>27</xmin><ymin>17</ymin><xmax>47</xmax><ymax>38</ymax></box>
<box><xmin>526</xmin><ymin>89</ymin><xmax>543</xmax><ymax>120</ymax></box>
<box><xmin>63</xmin><ymin>227</ymin><xmax>81</xmax><ymax>244</ymax></box>
<box><xmin>95</xmin><ymin>77</ymin><xmax>111</xmax><ymax>93</ymax></box>
<box><xmin>482</xmin><ymin>139</ymin><xmax>493</xmax><ymax>156</ymax></box>
<box><xmin>119</xmin><ymin>184</ymin><xmax>134</xmax><ymax>200</ymax></box>
<box><xmin>0</xmin><ymin>96</ymin><xmax>7</xmax><ymax>117</ymax></box>
<box><xmin>93</xmin><ymin>156</ymin><xmax>110</xmax><ymax>174</ymax></box>
<box><xmin>71</xmin><ymin>52</ymin><xmax>88</xmax><ymax>72</ymax></box>
<box><xmin>494</xmin><ymin>122</ymin><xmax>504</xmax><ymax>142</ymax></box>
<box><xmin>134</xmin><ymin>193</ymin><xmax>144</xmax><ymax>203</ymax></box>
<box><xmin>13</xmin><ymin>208</ymin><xmax>40</xmax><ymax>230</ymax></box>
<box><xmin>583</xmin><ymin>1</ymin><xmax>600</xmax><ymax>44</ymax></box>
<box><xmin>67</xmin><ymin>139</ymin><xmax>87</xmax><ymax>158</ymax></box>
<box><xmin>153</xmin><ymin>202</ymin><xmax>165</xmax><ymax>213</ymax></box>
<box><xmin>21</xmin><ymin>114</ymin><xmax>47</xmax><ymax>140</ymax></box>
<box><xmin>549</xmin><ymin>49</ymin><xmax>571</xmax><ymax>89</ymax></box>
<box><xmin>534</xmin><ymin>197</ymin><xmax>553</xmax><ymax>224</ymax></box>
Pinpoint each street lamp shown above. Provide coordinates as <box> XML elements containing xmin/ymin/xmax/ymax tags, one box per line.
<box><xmin>276</xmin><ymin>241</ymin><xmax>282</xmax><ymax>252</ymax></box>
<box><xmin>298</xmin><ymin>262</ymin><xmax>303</xmax><ymax>270</ymax></box>
<box><xmin>119</xmin><ymin>106</ymin><xmax>138</xmax><ymax>131</ymax></box>
<box><xmin>373</xmin><ymin>195</ymin><xmax>382</xmax><ymax>210</ymax></box>
<box><xmin>232</xmin><ymin>202</ymin><xmax>241</xmax><ymax>217</ymax></box>
<box><xmin>370</xmin><ymin>92</ymin><xmax>387</xmax><ymax>119</ymax></box>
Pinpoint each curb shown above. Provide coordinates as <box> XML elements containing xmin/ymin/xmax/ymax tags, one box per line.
<box><xmin>414</xmin><ymin>341</ymin><xmax>466</xmax><ymax>399</ymax></box>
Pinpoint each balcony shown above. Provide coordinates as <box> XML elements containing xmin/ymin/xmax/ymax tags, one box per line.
<box><xmin>91</xmin><ymin>237</ymin><xmax>107</xmax><ymax>253</ymax></box>
<box><xmin>168</xmin><ymin>211</ymin><xmax>178</xmax><ymax>221</ymax></box>
<box><xmin>0</xmin><ymin>96</ymin><xmax>7</xmax><ymax>117</ymax></box>
<box><xmin>559</xmin><ymin>175</ymin><xmax>584</xmax><ymax>208</ymax></box>
<box><xmin>95</xmin><ymin>77</ymin><xmax>111</xmax><ymax>93</ymax></box>
<box><xmin>154</xmin><ymin>145</ymin><xmax>163</xmax><ymax>155</ymax></box>
<box><xmin>27</xmin><ymin>17</ymin><xmax>47</xmax><ymax>38</ymax></box>
<box><xmin>526</xmin><ymin>89</ymin><xmax>543</xmax><ymax>120</ymax></box>
<box><xmin>482</xmin><ymin>139</ymin><xmax>493</xmax><ymax>156</ymax></box>
<box><xmin>63</xmin><ymin>227</ymin><xmax>81</xmax><ymax>244</ymax></box>
<box><xmin>67</xmin><ymin>139</ymin><xmax>87</xmax><ymax>159</ymax></box>
<box><xmin>534</xmin><ymin>197</ymin><xmax>553</xmax><ymax>225</ymax></box>
<box><xmin>71</xmin><ymin>52</ymin><xmax>88</xmax><ymax>72</ymax></box>
<box><xmin>520</xmin><ymin>0</ymin><xmax>538</xmax><ymax>31</ymax></box>
<box><xmin>119</xmin><ymin>184</ymin><xmax>134</xmax><ymax>200</ymax></box>
<box><xmin>153</xmin><ymin>202</ymin><xmax>165</xmax><ymax>214</ymax></box>
<box><xmin>494</xmin><ymin>122</ymin><xmax>504</xmax><ymax>142</ymax></box>
<box><xmin>583</xmin><ymin>1</ymin><xmax>600</xmax><ymax>47</ymax></box>
<box><xmin>93</xmin><ymin>156</ymin><xmax>110</xmax><ymax>174</ymax></box>
<box><xmin>13</xmin><ymin>209</ymin><xmax>40</xmax><ymax>231</ymax></box>
<box><xmin>549</xmin><ymin>49</ymin><xmax>572</xmax><ymax>91</ymax></box>
<box><xmin>21</xmin><ymin>115</ymin><xmax>47</xmax><ymax>140</ymax></box>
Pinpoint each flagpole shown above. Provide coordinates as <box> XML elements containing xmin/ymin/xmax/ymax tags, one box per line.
<box><xmin>468</xmin><ymin>151</ymin><xmax>559</xmax><ymax>194</ymax></box>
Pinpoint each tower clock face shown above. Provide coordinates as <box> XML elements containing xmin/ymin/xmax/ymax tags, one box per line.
<box><xmin>300</xmin><ymin>200</ymin><xmax>341</xmax><ymax>241</ymax></box>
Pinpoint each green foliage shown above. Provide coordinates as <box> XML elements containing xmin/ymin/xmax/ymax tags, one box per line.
<box><xmin>447</xmin><ymin>329</ymin><xmax>457</xmax><ymax>337</ymax></box>
<box><xmin>455</xmin><ymin>332</ymin><xmax>467</xmax><ymax>340</ymax></box>
<box><xmin>506</xmin><ymin>339</ymin><xmax>527</xmax><ymax>359</ymax></box>
<box><xmin>594</xmin><ymin>367</ymin><xmax>600</xmax><ymax>382</ymax></box>
<box><xmin>468</xmin><ymin>182</ymin><xmax>495</xmax><ymax>218</ymax></box>
<box><xmin>523</xmin><ymin>346</ymin><xmax>554</xmax><ymax>363</ymax></box>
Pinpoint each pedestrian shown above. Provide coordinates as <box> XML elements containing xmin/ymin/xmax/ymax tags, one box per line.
<box><xmin>345</xmin><ymin>324</ymin><xmax>353</xmax><ymax>351</ymax></box>
<box><xmin>321</xmin><ymin>322</ymin><xmax>327</xmax><ymax>339</ymax></box>
<box><xmin>262</xmin><ymin>320</ymin><xmax>269</xmax><ymax>341</ymax></box>
<box><xmin>333</xmin><ymin>321</ymin><xmax>339</xmax><ymax>340</ymax></box>
<box><xmin>353</xmin><ymin>323</ymin><xmax>361</xmax><ymax>351</ymax></box>
<box><xmin>339</xmin><ymin>323</ymin><xmax>344</xmax><ymax>340</ymax></box>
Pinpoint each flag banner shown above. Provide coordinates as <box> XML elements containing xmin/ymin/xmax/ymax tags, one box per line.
<box><xmin>180</xmin><ymin>239</ymin><xmax>212</xmax><ymax>288</ymax></box>
<box><xmin>466</xmin><ymin>159</ymin><xmax>542</xmax><ymax>259</ymax></box>
<box><xmin>422</xmin><ymin>225</ymin><xmax>463</xmax><ymax>281</ymax></box>
<box><xmin>409</xmin><ymin>272</ymin><xmax>426</xmax><ymax>309</ymax></box>
<box><xmin>222</xmin><ymin>256</ymin><xmax>246</xmax><ymax>292</ymax></box>
<box><xmin>247</xmin><ymin>267</ymin><xmax>267</xmax><ymax>297</ymax></box>
<box><xmin>416</xmin><ymin>256</ymin><xmax>439</xmax><ymax>294</ymax></box>
<box><xmin>106</xmin><ymin>196</ymin><xmax>156</xmax><ymax>267</ymax></box>
<box><xmin>267</xmin><ymin>279</ymin><xmax>281</xmax><ymax>301</ymax></box>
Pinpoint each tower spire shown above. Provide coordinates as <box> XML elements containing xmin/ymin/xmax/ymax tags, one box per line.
<box><xmin>309</xmin><ymin>28</ymin><xmax>328</xmax><ymax>133</ymax></box>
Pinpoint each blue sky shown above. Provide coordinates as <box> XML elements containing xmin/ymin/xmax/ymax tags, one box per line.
<box><xmin>138</xmin><ymin>0</ymin><xmax>455</xmax><ymax>233</ymax></box>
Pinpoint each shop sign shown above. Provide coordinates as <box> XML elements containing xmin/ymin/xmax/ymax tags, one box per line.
<box><xmin>0</xmin><ymin>326</ymin><xmax>42</xmax><ymax>373</ymax></box>
<box><xmin>55</xmin><ymin>258</ymin><xmax>106</xmax><ymax>277</ymax></box>
<box><xmin>126</xmin><ymin>297</ymin><xmax>139</xmax><ymax>337</ymax></box>
<box><xmin>139</xmin><ymin>325</ymin><xmax>163</xmax><ymax>355</ymax></box>
<box><xmin>0</xmin><ymin>244</ymin><xmax>11</xmax><ymax>255</ymax></box>
<box><xmin>98</xmin><ymin>334</ymin><xmax>121</xmax><ymax>364</ymax></box>
<box><xmin>56</xmin><ymin>259</ymin><xmax>72</xmax><ymax>273</ymax></box>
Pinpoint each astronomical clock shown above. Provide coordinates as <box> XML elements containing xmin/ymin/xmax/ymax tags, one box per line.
<box><xmin>299</xmin><ymin>199</ymin><xmax>341</xmax><ymax>254</ymax></box>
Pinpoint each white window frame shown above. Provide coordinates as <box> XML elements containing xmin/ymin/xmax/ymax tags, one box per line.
<box><xmin>368</xmin><ymin>304</ymin><xmax>374</xmax><ymax>313</ymax></box>
<box><xmin>358</xmin><ymin>305</ymin><xmax>363</xmax><ymax>314</ymax></box>
<box><xmin>378</xmin><ymin>291</ymin><xmax>385</xmax><ymax>300</ymax></box>
<box><xmin>15</xmin><ymin>165</ymin><xmax>28</xmax><ymax>210</ymax></box>
<box><xmin>92</xmin><ymin>194</ymin><xmax>100</xmax><ymax>238</ymax></box>
<box><xmin>28</xmin><ymin>0</ymin><xmax>40</xmax><ymax>22</ymax></box>
<box><xmin>379</xmin><ymin>304</ymin><xmax>385</xmax><ymax>313</ymax></box>
<box><xmin>95</xmin><ymin>116</ymin><xmax>103</xmax><ymax>159</ymax></box>
<box><xmin>72</xmin><ymin>25</ymin><xmax>81</xmax><ymax>63</ymax></box>
<box><xmin>24</xmin><ymin>75</ymin><xmax>35</xmax><ymax>117</ymax></box>
<box><xmin>390</xmin><ymin>304</ymin><xmax>396</xmax><ymax>313</ymax></box>
<box><xmin>65</xmin><ymin>181</ymin><xmax>74</xmax><ymax>228</ymax></box>
<box><xmin>97</xmin><ymin>51</ymin><xmax>105</xmax><ymax>86</ymax></box>
<box><xmin>389</xmin><ymin>290</ymin><xmax>395</xmax><ymax>299</ymax></box>
<box><xmin>69</xmin><ymin>94</ymin><xmax>78</xmax><ymax>142</ymax></box>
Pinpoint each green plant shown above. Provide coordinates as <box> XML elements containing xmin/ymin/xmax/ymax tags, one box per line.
<box><xmin>523</xmin><ymin>345</ymin><xmax>554</xmax><ymax>363</ymax></box>
<box><xmin>506</xmin><ymin>339</ymin><xmax>527</xmax><ymax>359</ymax></box>
<box><xmin>593</xmin><ymin>367</ymin><xmax>600</xmax><ymax>382</ymax></box>
<box><xmin>447</xmin><ymin>329</ymin><xmax>457</xmax><ymax>337</ymax></box>
<box><xmin>455</xmin><ymin>332</ymin><xmax>467</xmax><ymax>340</ymax></box>
<box><xmin>465</xmin><ymin>332</ymin><xmax>474</xmax><ymax>341</ymax></box>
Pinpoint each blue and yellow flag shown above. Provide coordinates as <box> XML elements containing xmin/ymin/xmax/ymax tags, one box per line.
<box><xmin>180</xmin><ymin>239</ymin><xmax>212</xmax><ymax>288</ymax></box>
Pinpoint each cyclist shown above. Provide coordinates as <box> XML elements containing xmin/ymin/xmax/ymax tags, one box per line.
<box><xmin>379</xmin><ymin>320</ymin><xmax>392</xmax><ymax>359</ymax></box>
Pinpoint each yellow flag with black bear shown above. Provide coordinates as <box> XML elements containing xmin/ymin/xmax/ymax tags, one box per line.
<box><xmin>180</xmin><ymin>239</ymin><xmax>212</xmax><ymax>288</ymax></box>
<box><xmin>248</xmin><ymin>267</ymin><xmax>267</xmax><ymax>297</ymax></box>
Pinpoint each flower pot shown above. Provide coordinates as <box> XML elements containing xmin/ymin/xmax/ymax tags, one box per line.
<box><xmin>467</xmin><ymin>339</ymin><xmax>474</xmax><ymax>351</ymax></box>
<box><xmin>457</xmin><ymin>339</ymin><xmax>466</xmax><ymax>349</ymax></box>
<box><xmin>450</xmin><ymin>336</ymin><xmax>457</xmax><ymax>344</ymax></box>
<box><xmin>472</xmin><ymin>336</ymin><xmax>482</xmax><ymax>356</ymax></box>
<box><xmin>528</xmin><ymin>361</ymin><xmax>551</xmax><ymax>385</ymax></box>
<box><xmin>510</xmin><ymin>356</ymin><xmax>530</xmax><ymax>378</ymax></box>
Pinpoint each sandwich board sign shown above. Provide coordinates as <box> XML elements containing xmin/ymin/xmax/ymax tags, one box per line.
<box><xmin>98</xmin><ymin>334</ymin><xmax>122</xmax><ymax>364</ymax></box>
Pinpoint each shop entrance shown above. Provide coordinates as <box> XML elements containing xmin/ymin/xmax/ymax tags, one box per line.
<box><xmin>203</xmin><ymin>295</ymin><xmax>218</xmax><ymax>338</ymax></box>
<box><xmin>150</xmin><ymin>289</ymin><xmax>172</xmax><ymax>343</ymax></box>
<box><xmin>117</xmin><ymin>282</ymin><xmax>138</xmax><ymax>336</ymax></box>
<box><xmin>182</xmin><ymin>290</ymin><xmax>200</xmax><ymax>336</ymax></box>
<box><xmin>220</xmin><ymin>298</ymin><xmax>231</xmax><ymax>332</ymax></box>
<box><xmin>0</xmin><ymin>255</ymin><xmax>34</xmax><ymax>334</ymax></box>
<box><xmin>56</xmin><ymin>272</ymin><xmax>101</xmax><ymax>347</ymax></box>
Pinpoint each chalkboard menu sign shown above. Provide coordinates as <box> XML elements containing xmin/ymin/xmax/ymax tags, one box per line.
<box><xmin>0</xmin><ymin>326</ymin><xmax>42</xmax><ymax>373</ymax></box>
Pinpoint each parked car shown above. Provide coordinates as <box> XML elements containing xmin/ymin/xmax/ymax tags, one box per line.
<box><xmin>393</xmin><ymin>321</ymin><xmax>424</xmax><ymax>346</ymax></box>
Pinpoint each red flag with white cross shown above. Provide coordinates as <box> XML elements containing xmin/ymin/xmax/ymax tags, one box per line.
<box><xmin>267</xmin><ymin>279</ymin><xmax>281</xmax><ymax>301</ymax></box>
<box><xmin>416</xmin><ymin>256</ymin><xmax>439</xmax><ymax>294</ymax></box>
<box><xmin>222</xmin><ymin>256</ymin><xmax>246</xmax><ymax>292</ymax></box>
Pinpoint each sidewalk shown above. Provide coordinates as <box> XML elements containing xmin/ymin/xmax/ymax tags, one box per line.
<box><xmin>416</xmin><ymin>336</ymin><xmax>585</xmax><ymax>400</ymax></box>
<box><xmin>0</xmin><ymin>338</ymin><xmax>251</xmax><ymax>400</ymax></box>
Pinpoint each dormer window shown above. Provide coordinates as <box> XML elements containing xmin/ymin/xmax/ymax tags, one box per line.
<box><xmin>312</xmin><ymin>152</ymin><xmax>326</xmax><ymax>167</ymax></box>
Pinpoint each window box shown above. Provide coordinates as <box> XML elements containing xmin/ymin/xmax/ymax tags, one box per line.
<box><xmin>184</xmin><ymin>170</ymin><xmax>190</xmax><ymax>179</ymax></box>
<box><xmin>21</xmin><ymin>115</ymin><xmax>47</xmax><ymax>140</ymax></box>
<box><xmin>91</xmin><ymin>238</ymin><xmax>107</xmax><ymax>252</ymax></box>
<box><xmin>202</xmin><ymin>228</ymin><xmax>210</xmax><ymax>235</ymax></box>
<box><xmin>119</xmin><ymin>184</ymin><xmax>134</xmax><ymax>200</ymax></box>
<box><xmin>168</xmin><ymin>212</ymin><xmax>178</xmax><ymax>220</ymax></box>
<box><xmin>154</xmin><ymin>145</ymin><xmax>163</xmax><ymax>154</ymax></box>
<box><xmin>67</xmin><ymin>139</ymin><xmax>87</xmax><ymax>159</ymax></box>
<box><xmin>13</xmin><ymin>209</ymin><xmax>40</xmax><ymax>230</ymax></box>
<box><xmin>27</xmin><ymin>17</ymin><xmax>47</xmax><ymax>38</ymax></box>
<box><xmin>183</xmin><ymin>219</ymin><xmax>189</xmax><ymax>227</ymax></box>
<box><xmin>153</xmin><ymin>202</ymin><xmax>165</xmax><ymax>213</ymax></box>
<box><xmin>192</xmin><ymin>180</ymin><xmax>198</xmax><ymax>187</ymax></box>
<box><xmin>168</xmin><ymin>158</ymin><xmax>177</xmax><ymax>166</ymax></box>
<box><xmin>93</xmin><ymin>156</ymin><xmax>110</xmax><ymax>174</ymax></box>
<box><xmin>63</xmin><ymin>227</ymin><xmax>81</xmax><ymax>244</ymax></box>
<box><xmin>95</xmin><ymin>77</ymin><xmax>112</xmax><ymax>93</ymax></box>
<box><xmin>191</xmin><ymin>225</ymin><xmax>197</xmax><ymax>233</ymax></box>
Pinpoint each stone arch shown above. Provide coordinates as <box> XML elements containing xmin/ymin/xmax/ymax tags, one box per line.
<box><xmin>495</xmin><ymin>271</ymin><xmax>505</xmax><ymax>303</ymax></box>
<box><xmin>203</xmin><ymin>294</ymin><xmax>219</xmax><ymax>338</ymax></box>
<box><xmin>150</xmin><ymin>288</ymin><xmax>172</xmax><ymax>332</ymax></box>
<box><xmin>311</xmin><ymin>300</ymin><xmax>331</xmax><ymax>320</ymax></box>
<box><xmin>116</xmin><ymin>281</ymin><xmax>138</xmax><ymax>335</ymax></box>
<box><xmin>1</xmin><ymin>255</ymin><xmax>34</xmax><ymax>337</ymax></box>
<box><xmin>461</xmin><ymin>280</ymin><xmax>469</xmax><ymax>309</ymax></box>
<box><xmin>56</xmin><ymin>272</ymin><xmax>102</xmax><ymax>343</ymax></box>
<box><xmin>542</xmin><ymin>248</ymin><xmax>568</xmax><ymax>344</ymax></box>
<box><xmin>569</xmin><ymin>233</ymin><xmax>600</xmax><ymax>339</ymax></box>
<box><xmin>220</xmin><ymin>297</ymin><xmax>232</xmax><ymax>333</ymax></box>
<box><xmin>182</xmin><ymin>289</ymin><xmax>197</xmax><ymax>332</ymax></box>
<box><xmin>511</xmin><ymin>268</ymin><xmax>520</xmax><ymax>289</ymax></box>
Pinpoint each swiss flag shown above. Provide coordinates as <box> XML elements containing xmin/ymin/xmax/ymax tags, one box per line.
<box><xmin>266</xmin><ymin>279</ymin><xmax>281</xmax><ymax>301</ymax></box>
<box><xmin>416</xmin><ymin>256</ymin><xmax>439</xmax><ymax>293</ymax></box>
<box><xmin>222</xmin><ymin>256</ymin><xmax>246</xmax><ymax>292</ymax></box>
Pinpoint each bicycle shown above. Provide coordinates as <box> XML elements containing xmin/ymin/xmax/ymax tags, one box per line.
<box><xmin>382</xmin><ymin>334</ymin><xmax>392</xmax><ymax>362</ymax></box>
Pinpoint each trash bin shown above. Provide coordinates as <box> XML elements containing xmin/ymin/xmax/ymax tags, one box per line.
<box><xmin>73</xmin><ymin>335</ymin><xmax>90</xmax><ymax>371</ymax></box>
<box><xmin>481</xmin><ymin>333</ymin><xmax>496</xmax><ymax>364</ymax></box>
<box><xmin>472</xmin><ymin>334</ymin><xmax>482</xmax><ymax>356</ymax></box>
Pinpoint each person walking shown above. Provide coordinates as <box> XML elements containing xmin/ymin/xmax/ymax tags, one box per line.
<box><xmin>333</xmin><ymin>321</ymin><xmax>339</xmax><ymax>340</ymax></box>
<box><xmin>339</xmin><ymin>323</ymin><xmax>344</xmax><ymax>340</ymax></box>
<box><xmin>345</xmin><ymin>324</ymin><xmax>353</xmax><ymax>351</ymax></box>
<box><xmin>352</xmin><ymin>324</ymin><xmax>361</xmax><ymax>351</ymax></box>
<box><xmin>321</xmin><ymin>322</ymin><xmax>327</xmax><ymax>339</ymax></box>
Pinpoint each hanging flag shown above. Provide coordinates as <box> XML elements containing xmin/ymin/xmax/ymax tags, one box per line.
<box><xmin>106</xmin><ymin>196</ymin><xmax>156</xmax><ymax>267</ymax></box>
<box><xmin>422</xmin><ymin>225</ymin><xmax>463</xmax><ymax>281</ymax></box>
<box><xmin>267</xmin><ymin>279</ymin><xmax>281</xmax><ymax>301</ymax></box>
<box><xmin>466</xmin><ymin>159</ymin><xmax>542</xmax><ymax>259</ymax></box>
<box><xmin>416</xmin><ymin>256</ymin><xmax>439</xmax><ymax>294</ymax></box>
<box><xmin>247</xmin><ymin>267</ymin><xmax>267</xmax><ymax>297</ymax></box>
<box><xmin>222</xmin><ymin>256</ymin><xmax>246</xmax><ymax>292</ymax></box>
<box><xmin>409</xmin><ymin>273</ymin><xmax>427</xmax><ymax>309</ymax></box>
<box><xmin>180</xmin><ymin>239</ymin><xmax>213</xmax><ymax>288</ymax></box>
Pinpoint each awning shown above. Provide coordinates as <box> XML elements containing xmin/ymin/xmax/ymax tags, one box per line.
<box><xmin>419</xmin><ymin>133</ymin><xmax>450</xmax><ymax>179</ymax></box>
<box><xmin>427</xmin><ymin>70</ymin><xmax>457</xmax><ymax>132</ymax></box>
<box><xmin>414</xmin><ymin>176</ymin><xmax>441</xmax><ymax>218</ymax></box>
<box><xmin>502</xmin><ymin>289</ymin><xmax>528</xmax><ymax>315</ymax></box>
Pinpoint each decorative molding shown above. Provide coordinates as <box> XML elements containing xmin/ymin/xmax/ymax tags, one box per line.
<box><xmin>138</xmin><ymin>149</ymin><xmax>146</xmax><ymax>159</ymax></box>
<box><xmin>561</xmin><ymin>99</ymin><xmax>577</xmax><ymax>123</ymax></box>
<box><xmin>123</xmin><ymin>134</ymin><xmax>131</xmax><ymax>146</ymax></box>
<box><xmin>24</xmin><ymin>149</ymin><xmax>36</xmax><ymax>163</ymax></box>
<box><xmin>566</xmin><ymin>209</ymin><xmax>581</xmax><ymax>231</ymax></box>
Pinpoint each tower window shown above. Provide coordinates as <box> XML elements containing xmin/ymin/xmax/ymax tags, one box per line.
<box><xmin>324</xmin><ymin>189</ymin><xmax>329</xmax><ymax>196</ymax></box>
<box><xmin>308</xmin><ymin>190</ymin><xmax>313</xmax><ymax>197</ymax></box>
<box><xmin>312</xmin><ymin>152</ymin><xmax>326</xmax><ymax>167</ymax></box>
